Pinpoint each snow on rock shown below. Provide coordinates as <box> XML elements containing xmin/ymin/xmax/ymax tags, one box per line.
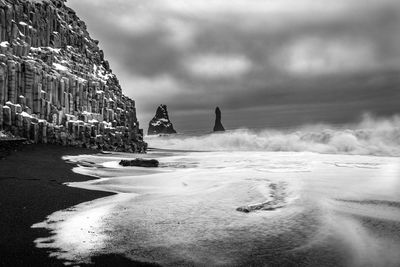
<box><xmin>148</xmin><ymin>104</ymin><xmax>177</xmax><ymax>135</ymax></box>
<box><xmin>0</xmin><ymin>131</ymin><xmax>8</xmax><ymax>138</ymax></box>
<box><xmin>53</xmin><ymin>63</ymin><xmax>68</xmax><ymax>72</ymax></box>
<box><xmin>0</xmin><ymin>41</ymin><xmax>9</xmax><ymax>48</ymax></box>
<box><xmin>20</xmin><ymin>111</ymin><xmax>34</xmax><ymax>118</ymax></box>
<box><xmin>0</xmin><ymin>0</ymin><xmax>147</xmax><ymax>153</ymax></box>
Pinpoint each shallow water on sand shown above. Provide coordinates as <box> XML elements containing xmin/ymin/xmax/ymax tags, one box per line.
<box><xmin>32</xmin><ymin>151</ymin><xmax>400</xmax><ymax>266</ymax></box>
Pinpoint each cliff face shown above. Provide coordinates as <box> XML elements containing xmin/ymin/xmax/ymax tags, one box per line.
<box><xmin>148</xmin><ymin>104</ymin><xmax>177</xmax><ymax>135</ymax></box>
<box><xmin>0</xmin><ymin>0</ymin><xmax>146</xmax><ymax>152</ymax></box>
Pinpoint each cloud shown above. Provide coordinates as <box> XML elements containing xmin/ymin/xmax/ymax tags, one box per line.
<box><xmin>163</xmin><ymin>18</ymin><xmax>197</xmax><ymax>48</ymax></box>
<box><xmin>67</xmin><ymin>0</ymin><xmax>400</xmax><ymax>130</ymax></box>
<box><xmin>125</xmin><ymin>74</ymin><xmax>182</xmax><ymax>101</ymax></box>
<box><xmin>184</xmin><ymin>54</ymin><xmax>252</xmax><ymax>79</ymax></box>
<box><xmin>160</xmin><ymin>0</ymin><xmax>348</xmax><ymax>17</ymax></box>
<box><xmin>277</xmin><ymin>37</ymin><xmax>378</xmax><ymax>75</ymax></box>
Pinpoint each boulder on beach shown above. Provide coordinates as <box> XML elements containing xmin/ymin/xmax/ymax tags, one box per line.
<box><xmin>148</xmin><ymin>104</ymin><xmax>177</xmax><ymax>135</ymax></box>
<box><xmin>236</xmin><ymin>201</ymin><xmax>284</xmax><ymax>213</ymax></box>
<box><xmin>213</xmin><ymin>107</ymin><xmax>225</xmax><ymax>132</ymax></box>
<box><xmin>119</xmin><ymin>159</ymin><xmax>159</xmax><ymax>168</ymax></box>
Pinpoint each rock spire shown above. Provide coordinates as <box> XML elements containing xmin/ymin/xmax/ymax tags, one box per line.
<box><xmin>148</xmin><ymin>104</ymin><xmax>177</xmax><ymax>135</ymax></box>
<box><xmin>213</xmin><ymin>107</ymin><xmax>225</xmax><ymax>132</ymax></box>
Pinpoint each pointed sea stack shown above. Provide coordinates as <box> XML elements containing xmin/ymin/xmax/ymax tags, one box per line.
<box><xmin>148</xmin><ymin>104</ymin><xmax>177</xmax><ymax>135</ymax></box>
<box><xmin>213</xmin><ymin>107</ymin><xmax>225</xmax><ymax>132</ymax></box>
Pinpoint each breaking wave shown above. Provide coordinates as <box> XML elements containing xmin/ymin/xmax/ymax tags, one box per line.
<box><xmin>146</xmin><ymin>115</ymin><xmax>400</xmax><ymax>156</ymax></box>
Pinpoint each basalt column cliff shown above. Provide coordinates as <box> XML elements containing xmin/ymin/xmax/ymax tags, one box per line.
<box><xmin>0</xmin><ymin>0</ymin><xmax>146</xmax><ymax>152</ymax></box>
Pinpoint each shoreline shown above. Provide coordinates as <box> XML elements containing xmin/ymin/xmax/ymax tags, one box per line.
<box><xmin>0</xmin><ymin>143</ymin><xmax>157</xmax><ymax>267</ymax></box>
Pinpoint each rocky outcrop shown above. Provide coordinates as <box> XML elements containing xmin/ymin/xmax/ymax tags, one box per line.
<box><xmin>213</xmin><ymin>107</ymin><xmax>225</xmax><ymax>132</ymax></box>
<box><xmin>0</xmin><ymin>0</ymin><xmax>146</xmax><ymax>153</ymax></box>
<box><xmin>148</xmin><ymin>104</ymin><xmax>176</xmax><ymax>135</ymax></box>
<box><xmin>119</xmin><ymin>159</ymin><xmax>159</xmax><ymax>168</ymax></box>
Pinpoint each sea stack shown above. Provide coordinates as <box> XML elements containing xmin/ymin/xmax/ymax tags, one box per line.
<box><xmin>148</xmin><ymin>104</ymin><xmax>177</xmax><ymax>135</ymax></box>
<box><xmin>213</xmin><ymin>107</ymin><xmax>225</xmax><ymax>132</ymax></box>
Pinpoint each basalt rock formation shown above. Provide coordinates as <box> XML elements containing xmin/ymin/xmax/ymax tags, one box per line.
<box><xmin>0</xmin><ymin>0</ymin><xmax>146</xmax><ymax>152</ymax></box>
<box><xmin>148</xmin><ymin>104</ymin><xmax>177</xmax><ymax>135</ymax></box>
<box><xmin>119</xmin><ymin>159</ymin><xmax>159</xmax><ymax>168</ymax></box>
<box><xmin>213</xmin><ymin>107</ymin><xmax>225</xmax><ymax>132</ymax></box>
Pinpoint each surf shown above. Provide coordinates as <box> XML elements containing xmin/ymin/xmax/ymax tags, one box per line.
<box><xmin>146</xmin><ymin>114</ymin><xmax>400</xmax><ymax>157</ymax></box>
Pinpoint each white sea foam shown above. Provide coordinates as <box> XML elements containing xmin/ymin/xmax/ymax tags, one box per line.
<box><xmin>31</xmin><ymin>115</ymin><xmax>400</xmax><ymax>266</ymax></box>
<box><xmin>146</xmin><ymin>114</ymin><xmax>400</xmax><ymax>156</ymax></box>
<box><xmin>33</xmin><ymin>150</ymin><xmax>400</xmax><ymax>266</ymax></box>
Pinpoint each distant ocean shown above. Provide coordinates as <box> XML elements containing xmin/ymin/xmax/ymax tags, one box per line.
<box><xmin>32</xmin><ymin>115</ymin><xmax>400</xmax><ymax>266</ymax></box>
<box><xmin>148</xmin><ymin>114</ymin><xmax>400</xmax><ymax>157</ymax></box>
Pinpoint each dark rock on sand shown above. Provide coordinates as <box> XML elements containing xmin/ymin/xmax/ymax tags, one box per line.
<box><xmin>119</xmin><ymin>159</ymin><xmax>159</xmax><ymax>167</ymax></box>
<box><xmin>148</xmin><ymin>105</ymin><xmax>177</xmax><ymax>135</ymax></box>
<box><xmin>236</xmin><ymin>201</ymin><xmax>284</xmax><ymax>213</ymax></box>
<box><xmin>213</xmin><ymin>107</ymin><xmax>225</xmax><ymax>132</ymax></box>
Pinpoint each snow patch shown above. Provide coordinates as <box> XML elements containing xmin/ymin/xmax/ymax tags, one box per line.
<box><xmin>0</xmin><ymin>41</ymin><xmax>9</xmax><ymax>48</ymax></box>
<box><xmin>53</xmin><ymin>63</ymin><xmax>68</xmax><ymax>72</ymax></box>
<box><xmin>21</xmin><ymin>111</ymin><xmax>34</xmax><ymax>118</ymax></box>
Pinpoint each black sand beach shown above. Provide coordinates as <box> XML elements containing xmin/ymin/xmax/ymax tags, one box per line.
<box><xmin>0</xmin><ymin>144</ymin><xmax>157</xmax><ymax>267</ymax></box>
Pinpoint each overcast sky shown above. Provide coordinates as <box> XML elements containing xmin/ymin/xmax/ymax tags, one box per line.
<box><xmin>68</xmin><ymin>0</ymin><xmax>400</xmax><ymax>133</ymax></box>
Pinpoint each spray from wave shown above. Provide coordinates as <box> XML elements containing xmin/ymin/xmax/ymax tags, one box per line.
<box><xmin>146</xmin><ymin>114</ymin><xmax>400</xmax><ymax>156</ymax></box>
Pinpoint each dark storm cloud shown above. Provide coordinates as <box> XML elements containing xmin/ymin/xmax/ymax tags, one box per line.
<box><xmin>67</xmin><ymin>0</ymin><xmax>400</xmax><ymax>128</ymax></box>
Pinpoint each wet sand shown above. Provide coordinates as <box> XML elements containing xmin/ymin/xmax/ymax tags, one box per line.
<box><xmin>0</xmin><ymin>144</ymin><xmax>157</xmax><ymax>267</ymax></box>
<box><xmin>3</xmin><ymin>144</ymin><xmax>400</xmax><ymax>266</ymax></box>
<box><xmin>35</xmin><ymin>151</ymin><xmax>400</xmax><ymax>267</ymax></box>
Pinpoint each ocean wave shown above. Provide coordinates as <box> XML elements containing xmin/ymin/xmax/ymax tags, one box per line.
<box><xmin>146</xmin><ymin>114</ymin><xmax>400</xmax><ymax>156</ymax></box>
